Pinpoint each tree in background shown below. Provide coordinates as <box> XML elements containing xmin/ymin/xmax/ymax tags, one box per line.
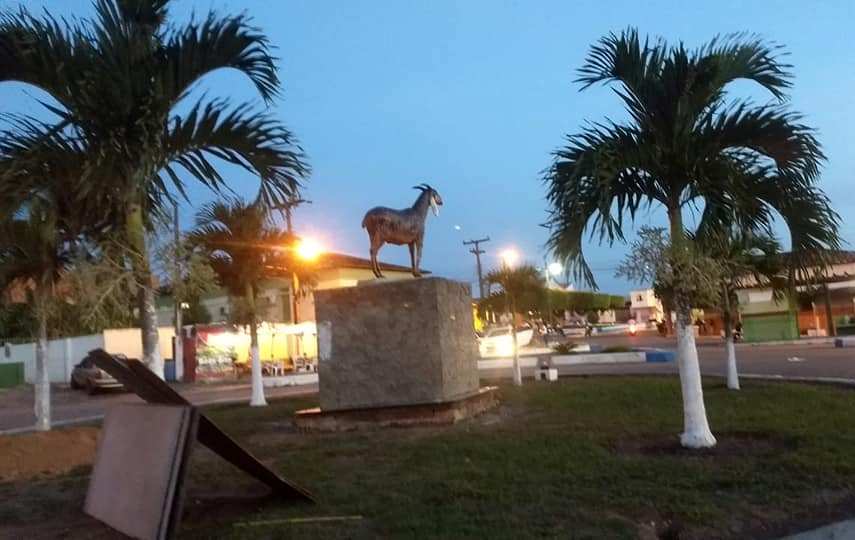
<box><xmin>154</xmin><ymin>234</ymin><xmax>219</xmax><ymax>325</ymax></box>
<box><xmin>0</xmin><ymin>0</ymin><xmax>309</xmax><ymax>378</ymax></box>
<box><xmin>544</xmin><ymin>29</ymin><xmax>838</xmax><ymax>447</ymax></box>
<box><xmin>191</xmin><ymin>198</ymin><xmax>298</xmax><ymax>407</ymax></box>
<box><xmin>0</xmin><ymin>213</ymin><xmax>72</xmax><ymax>431</ymax></box>
<box><xmin>696</xmin><ymin>228</ymin><xmax>783</xmax><ymax>390</ymax></box>
<box><xmin>485</xmin><ymin>263</ymin><xmax>544</xmax><ymax>386</ymax></box>
<box><xmin>182</xmin><ymin>299</ymin><xmax>212</xmax><ymax>326</ymax></box>
<box><xmin>0</xmin><ymin>121</ymin><xmax>107</xmax><ymax>430</ymax></box>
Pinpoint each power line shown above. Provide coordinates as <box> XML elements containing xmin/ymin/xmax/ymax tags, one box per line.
<box><xmin>463</xmin><ymin>237</ymin><xmax>490</xmax><ymax>299</ymax></box>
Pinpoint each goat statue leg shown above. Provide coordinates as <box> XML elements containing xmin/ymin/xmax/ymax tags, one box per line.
<box><xmin>412</xmin><ymin>241</ymin><xmax>423</xmax><ymax>278</ymax></box>
<box><xmin>408</xmin><ymin>243</ymin><xmax>417</xmax><ymax>277</ymax></box>
<box><xmin>370</xmin><ymin>237</ymin><xmax>385</xmax><ymax>278</ymax></box>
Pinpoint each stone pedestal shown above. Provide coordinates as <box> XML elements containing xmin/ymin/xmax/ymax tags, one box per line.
<box><xmin>314</xmin><ymin>277</ymin><xmax>480</xmax><ymax>412</ymax></box>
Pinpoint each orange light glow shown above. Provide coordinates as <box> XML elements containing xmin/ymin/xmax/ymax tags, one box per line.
<box><xmin>296</xmin><ymin>237</ymin><xmax>323</xmax><ymax>261</ymax></box>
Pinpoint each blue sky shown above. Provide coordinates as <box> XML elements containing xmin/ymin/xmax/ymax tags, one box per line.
<box><xmin>3</xmin><ymin>0</ymin><xmax>854</xmax><ymax>295</ymax></box>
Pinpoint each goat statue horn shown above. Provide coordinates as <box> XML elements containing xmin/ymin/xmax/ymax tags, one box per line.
<box><xmin>412</xmin><ymin>185</ymin><xmax>427</xmax><ymax>191</ymax></box>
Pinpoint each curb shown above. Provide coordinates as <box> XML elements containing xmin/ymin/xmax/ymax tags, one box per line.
<box><xmin>738</xmin><ymin>338</ymin><xmax>835</xmax><ymax>348</ymax></box>
<box><xmin>739</xmin><ymin>373</ymin><xmax>855</xmax><ymax>387</ymax></box>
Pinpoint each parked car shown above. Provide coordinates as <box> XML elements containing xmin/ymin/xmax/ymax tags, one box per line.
<box><xmin>478</xmin><ymin>326</ymin><xmax>534</xmax><ymax>357</ymax></box>
<box><xmin>70</xmin><ymin>353</ymin><xmax>128</xmax><ymax>394</ymax></box>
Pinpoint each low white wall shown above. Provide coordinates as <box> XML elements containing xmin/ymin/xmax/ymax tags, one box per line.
<box><xmin>477</xmin><ymin>352</ymin><xmax>645</xmax><ymax>370</ymax></box>
<box><xmin>102</xmin><ymin>327</ymin><xmax>174</xmax><ymax>361</ymax></box>
<box><xmin>263</xmin><ymin>373</ymin><xmax>318</xmax><ymax>387</ymax></box>
<box><xmin>7</xmin><ymin>327</ymin><xmax>175</xmax><ymax>384</ymax></box>
<box><xmin>7</xmin><ymin>333</ymin><xmax>105</xmax><ymax>384</ymax></box>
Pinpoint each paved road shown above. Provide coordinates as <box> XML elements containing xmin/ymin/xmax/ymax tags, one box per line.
<box><xmin>482</xmin><ymin>335</ymin><xmax>855</xmax><ymax>380</ymax></box>
<box><xmin>3</xmin><ymin>336</ymin><xmax>853</xmax><ymax>432</ymax></box>
<box><xmin>0</xmin><ymin>382</ymin><xmax>318</xmax><ymax>433</ymax></box>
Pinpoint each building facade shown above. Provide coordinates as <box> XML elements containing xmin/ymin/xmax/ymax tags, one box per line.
<box><xmin>157</xmin><ymin>252</ymin><xmax>422</xmax><ymax>326</ymax></box>
<box><xmin>629</xmin><ymin>288</ymin><xmax>665</xmax><ymax>323</ymax></box>
<box><xmin>736</xmin><ymin>251</ymin><xmax>855</xmax><ymax>342</ymax></box>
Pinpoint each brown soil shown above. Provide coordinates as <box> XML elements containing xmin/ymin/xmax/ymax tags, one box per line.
<box><xmin>0</xmin><ymin>426</ymin><xmax>100</xmax><ymax>482</ymax></box>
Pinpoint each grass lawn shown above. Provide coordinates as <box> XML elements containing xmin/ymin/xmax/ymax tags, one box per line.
<box><xmin>3</xmin><ymin>376</ymin><xmax>855</xmax><ymax>538</ymax></box>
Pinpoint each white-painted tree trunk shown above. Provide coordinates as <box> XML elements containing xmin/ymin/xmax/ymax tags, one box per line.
<box><xmin>248</xmin><ymin>284</ymin><xmax>266</xmax><ymax>407</ymax></box>
<box><xmin>511</xmin><ymin>329</ymin><xmax>522</xmax><ymax>386</ymax></box>
<box><xmin>725</xmin><ymin>337</ymin><xmax>739</xmax><ymax>390</ymax></box>
<box><xmin>722</xmin><ymin>289</ymin><xmax>739</xmax><ymax>391</ymax></box>
<box><xmin>140</xmin><ymin>283</ymin><xmax>164</xmax><ymax>379</ymax></box>
<box><xmin>675</xmin><ymin>307</ymin><xmax>716</xmax><ymax>448</ymax></box>
<box><xmin>34</xmin><ymin>317</ymin><xmax>50</xmax><ymax>431</ymax></box>
<box><xmin>249</xmin><ymin>344</ymin><xmax>266</xmax><ymax>406</ymax></box>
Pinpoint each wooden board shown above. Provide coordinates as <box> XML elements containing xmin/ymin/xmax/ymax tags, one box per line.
<box><xmin>84</xmin><ymin>404</ymin><xmax>198</xmax><ymax>540</ymax></box>
<box><xmin>88</xmin><ymin>349</ymin><xmax>313</xmax><ymax>502</ymax></box>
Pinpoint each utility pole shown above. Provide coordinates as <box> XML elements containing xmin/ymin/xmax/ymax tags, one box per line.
<box><xmin>172</xmin><ymin>203</ymin><xmax>183</xmax><ymax>382</ymax></box>
<box><xmin>274</xmin><ymin>197</ymin><xmax>311</xmax><ymax>324</ymax></box>
<box><xmin>463</xmin><ymin>237</ymin><xmax>490</xmax><ymax>299</ymax></box>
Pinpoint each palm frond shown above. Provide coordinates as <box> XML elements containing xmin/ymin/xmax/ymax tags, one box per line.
<box><xmin>164</xmin><ymin>11</ymin><xmax>279</xmax><ymax>103</ymax></box>
<box><xmin>0</xmin><ymin>7</ymin><xmax>90</xmax><ymax>109</ymax></box>
<box><xmin>696</xmin><ymin>102</ymin><xmax>824</xmax><ymax>182</ymax></box>
<box><xmin>162</xmin><ymin>99</ymin><xmax>309</xmax><ymax>208</ymax></box>
<box><xmin>543</xmin><ymin>124</ymin><xmax>657</xmax><ymax>287</ymax></box>
<box><xmin>697</xmin><ymin>33</ymin><xmax>791</xmax><ymax>100</ymax></box>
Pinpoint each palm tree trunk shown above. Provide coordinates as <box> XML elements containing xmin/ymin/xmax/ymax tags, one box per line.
<box><xmin>33</xmin><ymin>290</ymin><xmax>50</xmax><ymax>431</ymax></box>
<box><xmin>247</xmin><ymin>283</ymin><xmax>266</xmax><ymax>406</ymax></box>
<box><xmin>510</xmin><ymin>296</ymin><xmax>522</xmax><ymax>386</ymax></box>
<box><xmin>126</xmin><ymin>202</ymin><xmax>163</xmax><ymax>378</ymax></box>
<box><xmin>723</xmin><ymin>287</ymin><xmax>739</xmax><ymax>390</ymax></box>
<box><xmin>669</xmin><ymin>205</ymin><xmax>716</xmax><ymax>448</ymax></box>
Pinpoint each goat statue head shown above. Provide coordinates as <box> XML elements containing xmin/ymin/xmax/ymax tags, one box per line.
<box><xmin>413</xmin><ymin>183</ymin><xmax>443</xmax><ymax>216</ymax></box>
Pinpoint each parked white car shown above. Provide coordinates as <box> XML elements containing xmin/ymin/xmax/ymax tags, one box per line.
<box><xmin>478</xmin><ymin>326</ymin><xmax>534</xmax><ymax>357</ymax></box>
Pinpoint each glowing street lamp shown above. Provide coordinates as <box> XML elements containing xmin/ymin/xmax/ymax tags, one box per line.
<box><xmin>500</xmin><ymin>248</ymin><xmax>519</xmax><ymax>268</ymax></box>
<box><xmin>296</xmin><ymin>237</ymin><xmax>323</xmax><ymax>261</ymax></box>
<box><xmin>290</xmin><ymin>237</ymin><xmax>323</xmax><ymax>325</ymax></box>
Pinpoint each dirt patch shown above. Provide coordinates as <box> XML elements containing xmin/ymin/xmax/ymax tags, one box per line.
<box><xmin>611</xmin><ymin>431</ymin><xmax>797</xmax><ymax>458</ymax></box>
<box><xmin>0</xmin><ymin>427</ymin><xmax>100</xmax><ymax>482</ymax></box>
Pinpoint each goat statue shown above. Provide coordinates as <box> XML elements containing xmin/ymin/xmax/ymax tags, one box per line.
<box><xmin>361</xmin><ymin>183</ymin><xmax>443</xmax><ymax>278</ymax></box>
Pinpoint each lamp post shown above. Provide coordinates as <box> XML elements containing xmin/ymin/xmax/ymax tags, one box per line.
<box><xmin>292</xmin><ymin>237</ymin><xmax>322</xmax><ymax>324</ymax></box>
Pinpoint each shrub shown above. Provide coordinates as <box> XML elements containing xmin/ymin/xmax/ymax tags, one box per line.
<box><xmin>552</xmin><ymin>343</ymin><xmax>578</xmax><ymax>354</ymax></box>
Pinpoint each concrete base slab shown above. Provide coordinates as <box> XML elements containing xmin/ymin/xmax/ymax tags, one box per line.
<box><xmin>293</xmin><ymin>386</ymin><xmax>498</xmax><ymax>431</ymax></box>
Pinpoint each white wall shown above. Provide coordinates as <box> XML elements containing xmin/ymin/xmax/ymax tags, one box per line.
<box><xmin>8</xmin><ymin>327</ymin><xmax>175</xmax><ymax>384</ymax></box>
<box><xmin>102</xmin><ymin>327</ymin><xmax>175</xmax><ymax>360</ymax></box>
<box><xmin>7</xmin><ymin>333</ymin><xmax>105</xmax><ymax>384</ymax></box>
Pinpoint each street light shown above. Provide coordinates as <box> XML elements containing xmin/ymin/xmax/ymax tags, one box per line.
<box><xmin>500</xmin><ymin>248</ymin><xmax>519</xmax><ymax>268</ymax></box>
<box><xmin>290</xmin><ymin>237</ymin><xmax>323</xmax><ymax>325</ymax></box>
<box><xmin>296</xmin><ymin>237</ymin><xmax>323</xmax><ymax>261</ymax></box>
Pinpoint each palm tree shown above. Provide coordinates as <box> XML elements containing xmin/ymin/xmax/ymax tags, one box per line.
<box><xmin>0</xmin><ymin>0</ymin><xmax>309</xmax><ymax>378</ymax></box>
<box><xmin>190</xmin><ymin>198</ymin><xmax>297</xmax><ymax>406</ymax></box>
<box><xmin>696</xmin><ymin>228</ymin><xmax>783</xmax><ymax>391</ymax></box>
<box><xmin>485</xmin><ymin>263</ymin><xmax>544</xmax><ymax>386</ymax></box>
<box><xmin>0</xmin><ymin>212</ymin><xmax>71</xmax><ymax>431</ymax></box>
<box><xmin>0</xmin><ymin>120</ymin><xmax>100</xmax><ymax>431</ymax></box>
<box><xmin>544</xmin><ymin>29</ymin><xmax>839</xmax><ymax>448</ymax></box>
